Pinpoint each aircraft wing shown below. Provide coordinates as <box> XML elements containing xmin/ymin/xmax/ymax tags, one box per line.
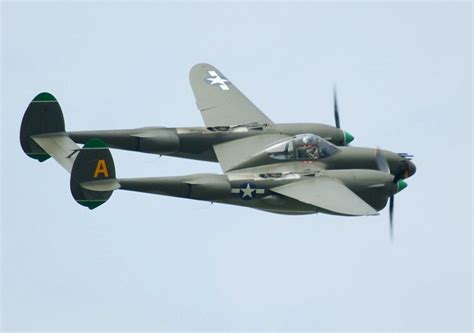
<box><xmin>189</xmin><ymin>63</ymin><xmax>274</xmax><ymax>127</ymax></box>
<box><xmin>213</xmin><ymin>134</ymin><xmax>289</xmax><ymax>172</ymax></box>
<box><xmin>271</xmin><ymin>177</ymin><xmax>379</xmax><ymax>216</ymax></box>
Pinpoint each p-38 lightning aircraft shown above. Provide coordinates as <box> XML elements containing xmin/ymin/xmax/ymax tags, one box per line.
<box><xmin>20</xmin><ymin>63</ymin><xmax>416</xmax><ymax>238</ymax></box>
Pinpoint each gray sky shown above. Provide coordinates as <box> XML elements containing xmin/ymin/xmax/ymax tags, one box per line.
<box><xmin>2</xmin><ymin>2</ymin><xmax>472</xmax><ymax>331</ymax></box>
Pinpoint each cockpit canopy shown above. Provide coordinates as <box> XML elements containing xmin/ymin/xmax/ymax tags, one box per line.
<box><xmin>266</xmin><ymin>134</ymin><xmax>339</xmax><ymax>161</ymax></box>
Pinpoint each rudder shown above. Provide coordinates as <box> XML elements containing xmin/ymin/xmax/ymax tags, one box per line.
<box><xmin>70</xmin><ymin>138</ymin><xmax>119</xmax><ymax>210</ymax></box>
<box><xmin>20</xmin><ymin>92</ymin><xmax>65</xmax><ymax>162</ymax></box>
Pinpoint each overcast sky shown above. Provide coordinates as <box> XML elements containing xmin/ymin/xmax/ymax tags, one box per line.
<box><xmin>2</xmin><ymin>2</ymin><xmax>472</xmax><ymax>331</ymax></box>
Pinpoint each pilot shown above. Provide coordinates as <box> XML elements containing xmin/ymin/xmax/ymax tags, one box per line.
<box><xmin>306</xmin><ymin>146</ymin><xmax>319</xmax><ymax>159</ymax></box>
<box><xmin>302</xmin><ymin>135</ymin><xmax>318</xmax><ymax>159</ymax></box>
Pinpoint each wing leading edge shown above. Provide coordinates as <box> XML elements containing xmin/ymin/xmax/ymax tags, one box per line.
<box><xmin>271</xmin><ymin>177</ymin><xmax>379</xmax><ymax>216</ymax></box>
<box><xmin>189</xmin><ymin>63</ymin><xmax>273</xmax><ymax>127</ymax></box>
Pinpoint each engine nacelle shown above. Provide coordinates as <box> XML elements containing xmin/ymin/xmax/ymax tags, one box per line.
<box><xmin>187</xmin><ymin>174</ymin><xmax>231</xmax><ymax>201</ymax></box>
<box><xmin>135</xmin><ymin>128</ymin><xmax>180</xmax><ymax>154</ymax></box>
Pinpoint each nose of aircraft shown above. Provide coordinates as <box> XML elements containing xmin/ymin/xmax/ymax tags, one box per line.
<box><xmin>390</xmin><ymin>153</ymin><xmax>416</xmax><ymax>180</ymax></box>
<box><xmin>404</xmin><ymin>160</ymin><xmax>416</xmax><ymax>179</ymax></box>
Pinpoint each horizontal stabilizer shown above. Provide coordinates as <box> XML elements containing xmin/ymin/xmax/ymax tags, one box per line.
<box><xmin>32</xmin><ymin>133</ymin><xmax>80</xmax><ymax>173</ymax></box>
<box><xmin>80</xmin><ymin>179</ymin><xmax>121</xmax><ymax>191</ymax></box>
<box><xmin>271</xmin><ymin>177</ymin><xmax>379</xmax><ymax>216</ymax></box>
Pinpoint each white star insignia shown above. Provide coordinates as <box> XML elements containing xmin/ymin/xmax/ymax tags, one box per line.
<box><xmin>240</xmin><ymin>183</ymin><xmax>256</xmax><ymax>199</ymax></box>
<box><xmin>206</xmin><ymin>70</ymin><xmax>230</xmax><ymax>91</ymax></box>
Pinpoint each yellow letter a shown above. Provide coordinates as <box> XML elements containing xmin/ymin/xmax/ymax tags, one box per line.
<box><xmin>93</xmin><ymin>159</ymin><xmax>109</xmax><ymax>178</ymax></box>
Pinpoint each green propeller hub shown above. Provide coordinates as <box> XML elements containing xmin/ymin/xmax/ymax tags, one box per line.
<box><xmin>396</xmin><ymin>180</ymin><xmax>408</xmax><ymax>193</ymax></box>
<box><xmin>343</xmin><ymin>131</ymin><xmax>354</xmax><ymax>145</ymax></box>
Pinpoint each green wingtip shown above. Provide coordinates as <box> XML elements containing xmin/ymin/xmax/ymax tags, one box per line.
<box><xmin>83</xmin><ymin>138</ymin><xmax>108</xmax><ymax>149</ymax></box>
<box><xmin>76</xmin><ymin>199</ymin><xmax>107</xmax><ymax>210</ymax></box>
<box><xmin>344</xmin><ymin>131</ymin><xmax>354</xmax><ymax>145</ymax></box>
<box><xmin>397</xmin><ymin>180</ymin><xmax>408</xmax><ymax>193</ymax></box>
<box><xmin>32</xmin><ymin>92</ymin><xmax>57</xmax><ymax>102</ymax></box>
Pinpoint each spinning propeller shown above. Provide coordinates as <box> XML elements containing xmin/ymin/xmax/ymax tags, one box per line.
<box><xmin>333</xmin><ymin>86</ymin><xmax>354</xmax><ymax>145</ymax></box>
<box><xmin>375</xmin><ymin>148</ymin><xmax>407</xmax><ymax>241</ymax></box>
<box><xmin>334</xmin><ymin>85</ymin><xmax>340</xmax><ymax>129</ymax></box>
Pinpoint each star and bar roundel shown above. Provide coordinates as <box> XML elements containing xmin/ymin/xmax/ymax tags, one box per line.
<box><xmin>231</xmin><ymin>182</ymin><xmax>265</xmax><ymax>200</ymax></box>
<box><xmin>206</xmin><ymin>70</ymin><xmax>230</xmax><ymax>91</ymax></box>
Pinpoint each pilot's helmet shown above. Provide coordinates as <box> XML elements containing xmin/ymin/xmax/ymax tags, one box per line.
<box><xmin>302</xmin><ymin>135</ymin><xmax>315</xmax><ymax>145</ymax></box>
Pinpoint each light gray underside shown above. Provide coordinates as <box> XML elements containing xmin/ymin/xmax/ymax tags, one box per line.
<box><xmin>32</xmin><ymin>133</ymin><xmax>80</xmax><ymax>173</ymax></box>
<box><xmin>270</xmin><ymin>177</ymin><xmax>379</xmax><ymax>216</ymax></box>
<box><xmin>189</xmin><ymin>63</ymin><xmax>274</xmax><ymax>127</ymax></box>
<box><xmin>213</xmin><ymin>134</ymin><xmax>289</xmax><ymax>172</ymax></box>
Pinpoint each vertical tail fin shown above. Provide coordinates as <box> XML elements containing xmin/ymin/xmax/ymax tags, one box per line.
<box><xmin>20</xmin><ymin>92</ymin><xmax>65</xmax><ymax>162</ymax></box>
<box><xmin>70</xmin><ymin>138</ymin><xmax>120</xmax><ymax>209</ymax></box>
